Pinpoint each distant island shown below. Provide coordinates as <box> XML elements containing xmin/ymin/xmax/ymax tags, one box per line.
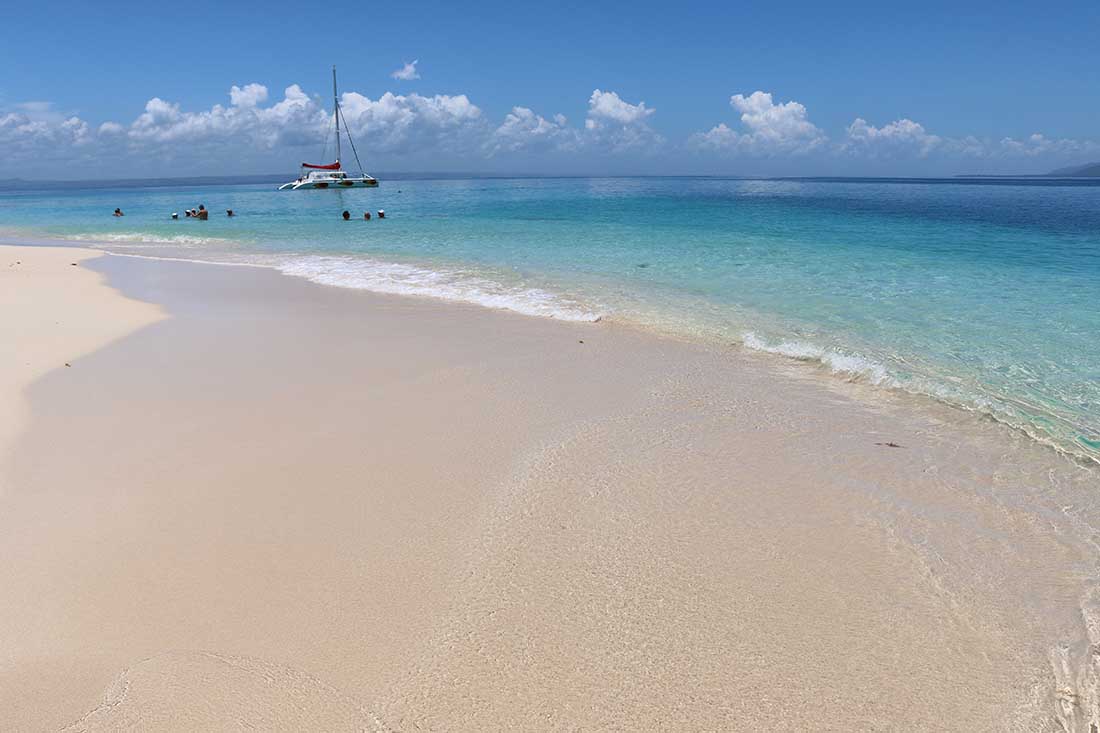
<box><xmin>1045</xmin><ymin>162</ymin><xmax>1100</xmax><ymax>177</ymax></box>
<box><xmin>956</xmin><ymin>161</ymin><xmax>1100</xmax><ymax>179</ymax></box>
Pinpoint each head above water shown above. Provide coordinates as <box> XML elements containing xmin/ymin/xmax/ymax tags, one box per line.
<box><xmin>342</xmin><ymin>210</ymin><xmax>350</xmax><ymax>220</ymax></box>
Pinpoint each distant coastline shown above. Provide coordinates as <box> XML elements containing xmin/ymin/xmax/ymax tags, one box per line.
<box><xmin>4</xmin><ymin>172</ymin><xmax>1100</xmax><ymax>192</ymax></box>
<box><xmin>957</xmin><ymin>161</ymin><xmax>1100</xmax><ymax>179</ymax></box>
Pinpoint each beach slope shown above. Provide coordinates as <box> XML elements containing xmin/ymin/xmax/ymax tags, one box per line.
<box><xmin>1</xmin><ymin>246</ymin><xmax>1096</xmax><ymax>731</ymax></box>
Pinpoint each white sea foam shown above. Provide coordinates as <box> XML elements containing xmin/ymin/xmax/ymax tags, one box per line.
<box><xmin>741</xmin><ymin>331</ymin><xmax>896</xmax><ymax>385</ymax></box>
<box><xmin>277</xmin><ymin>255</ymin><xmax>603</xmax><ymax>323</ymax></box>
<box><xmin>64</xmin><ymin>232</ymin><xmax>238</xmax><ymax>247</ymax></box>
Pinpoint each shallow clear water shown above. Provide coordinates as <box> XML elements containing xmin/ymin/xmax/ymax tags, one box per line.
<box><xmin>2</xmin><ymin>176</ymin><xmax>1098</xmax><ymax>461</ymax></box>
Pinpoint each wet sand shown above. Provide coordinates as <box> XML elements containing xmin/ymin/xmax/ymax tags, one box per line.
<box><xmin>0</xmin><ymin>246</ymin><xmax>163</xmax><ymax>498</ymax></box>
<box><xmin>2</xmin><ymin>244</ymin><xmax>1099</xmax><ymax>731</ymax></box>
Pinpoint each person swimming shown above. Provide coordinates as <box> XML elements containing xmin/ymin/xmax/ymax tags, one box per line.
<box><xmin>113</xmin><ymin>208</ymin><xmax>124</xmax><ymax>217</ymax></box>
<box><xmin>196</xmin><ymin>204</ymin><xmax>208</xmax><ymax>220</ymax></box>
<box><xmin>171</xmin><ymin>212</ymin><xmax>179</xmax><ymax>220</ymax></box>
<box><xmin>342</xmin><ymin>210</ymin><xmax>351</xmax><ymax>220</ymax></box>
<box><xmin>363</xmin><ymin>211</ymin><xmax>371</xmax><ymax>220</ymax></box>
<box><xmin>377</xmin><ymin>209</ymin><xmax>385</xmax><ymax>219</ymax></box>
<box><xmin>226</xmin><ymin>209</ymin><xmax>235</xmax><ymax>217</ymax></box>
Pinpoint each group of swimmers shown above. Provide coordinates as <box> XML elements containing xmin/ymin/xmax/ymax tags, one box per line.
<box><xmin>163</xmin><ymin>202</ymin><xmax>226</xmax><ymax>220</ymax></box>
<box><xmin>164</xmin><ymin>204</ymin><xmax>236</xmax><ymax>220</ymax></box>
<box><xmin>115</xmin><ymin>205</ymin><xmax>387</xmax><ymax>221</ymax></box>
<box><xmin>343</xmin><ymin>209</ymin><xmax>385</xmax><ymax>220</ymax></box>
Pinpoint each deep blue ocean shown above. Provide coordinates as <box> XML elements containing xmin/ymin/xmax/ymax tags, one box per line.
<box><xmin>2</xmin><ymin>176</ymin><xmax>1098</xmax><ymax>461</ymax></box>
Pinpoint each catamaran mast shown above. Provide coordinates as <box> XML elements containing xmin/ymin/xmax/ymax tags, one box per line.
<box><xmin>332</xmin><ymin>65</ymin><xmax>342</xmax><ymax>165</ymax></box>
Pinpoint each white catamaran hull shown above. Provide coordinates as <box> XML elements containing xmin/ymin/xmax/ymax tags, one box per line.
<box><xmin>278</xmin><ymin>177</ymin><xmax>379</xmax><ymax>190</ymax></box>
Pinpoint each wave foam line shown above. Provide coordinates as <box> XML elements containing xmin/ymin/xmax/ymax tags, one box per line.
<box><xmin>741</xmin><ymin>331</ymin><xmax>895</xmax><ymax>385</ymax></box>
<box><xmin>64</xmin><ymin>232</ymin><xmax>240</xmax><ymax>247</ymax></box>
<box><xmin>741</xmin><ymin>330</ymin><xmax>1100</xmax><ymax>465</ymax></box>
<box><xmin>277</xmin><ymin>255</ymin><xmax>603</xmax><ymax>323</ymax></box>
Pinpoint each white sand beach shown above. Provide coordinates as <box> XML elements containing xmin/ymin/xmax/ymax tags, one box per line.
<box><xmin>2</xmin><ymin>243</ymin><xmax>1098</xmax><ymax>731</ymax></box>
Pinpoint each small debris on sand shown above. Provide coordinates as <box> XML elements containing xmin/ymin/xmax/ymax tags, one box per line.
<box><xmin>64</xmin><ymin>363</ymin><xmax>71</xmax><ymax>368</ymax></box>
<box><xmin>875</xmin><ymin>441</ymin><xmax>903</xmax><ymax>448</ymax></box>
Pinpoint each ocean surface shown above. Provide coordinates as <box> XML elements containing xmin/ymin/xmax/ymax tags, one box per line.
<box><xmin>2</xmin><ymin>176</ymin><xmax>1098</xmax><ymax>462</ymax></box>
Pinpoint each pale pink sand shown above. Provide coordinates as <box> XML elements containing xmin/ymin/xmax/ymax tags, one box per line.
<box><xmin>2</xmin><ymin>246</ymin><xmax>1098</xmax><ymax>731</ymax></box>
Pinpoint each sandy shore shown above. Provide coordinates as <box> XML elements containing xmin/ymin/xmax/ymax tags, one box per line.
<box><xmin>2</xmin><ymin>243</ymin><xmax>1099</xmax><ymax>731</ymax></box>
<box><xmin>0</xmin><ymin>246</ymin><xmax>163</xmax><ymax>498</ymax></box>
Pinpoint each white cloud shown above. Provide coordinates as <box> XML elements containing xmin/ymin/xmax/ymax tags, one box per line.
<box><xmin>843</xmin><ymin>117</ymin><xmax>942</xmax><ymax>157</ymax></box>
<box><xmin>116</xmin><ymin>83</ymin><xmax>489</xmax><ymax>161</ymax></box>
<box><xmin>98</xmin><ymin>120</ymin><xmax>124</xmax><ymax>136</ymax></box>
<box><xmin>15</xmin><ymin>101</ymin><xmax>56</xmax><ymax>117</ymax></box>
<box><xmin>691</xmin><ymin>91</ymin><xmax>826</xmax><ymax>155</ymax></box>
<box><xmin>490</xmin><ymin>106</ymin><xmax>578</xmax><ymax>154</ymax></box>
<box><xmin>690</xmin><ymin>123</ymin><xmax>739</xmax><ymax>151</ymax></box>
<box><xmin>59</xmin><ymin>116</ymin><xmax>90</xmax><ymax>144</ymax></box>
<box><xmin>587</xmin><ymin>89</ymin><xmax>654</xmax><ymax>125</ymax></box>
<box><xmin>338</xmin><ymin>91</ymin><xmax>484</xmax><ymax>153</ymax></box>
<box><xmin>126</xmin><ymin>84</ymin><xmax>327</xmax><ymax>149</ymax></box>
<box><xmin>391</xmin><ymin>60</ymin><xmax>420</xmax><ymax>81</ymax></box>
<box><xmin>229</xmin><ymin>83</ymin><xmax>269</xmax><ymax>108</ymax></box>
<box><xmin>5</xmin><ymin>82</ymin><xmax>1100</xmax><ymax>178</ymax></box>
<box><xmin>488</xmin><ymin>92</ymin><xmax>663</xmax><ymax>157</ymax></box>
<box><xmin>840</xmin><ymin>118</ymin><xmax>1100</xmax><ymax>161</ymax></box>
<box><xmin>0</xmin><ymin>109</ymin><xmax>91</xmax><ymax>161</ymax></box>
<box><xmin>584</xmin><ymin>89</ymin><xmax>663</xmax><ymax>153</ymax></box>
<box><xmin>994</xmin><ymin>133</ymin><xmax>1100</xmax><ymax>158</ymax></box>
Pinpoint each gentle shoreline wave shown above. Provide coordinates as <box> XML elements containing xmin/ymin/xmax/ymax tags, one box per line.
<box><xmin>9</xmin><ymin>225</ymin><xmax>1100</xmax><ymax>465</ymax></box>
<box><xmin>63</xmin><ymin>231</ymin><xmax>245</xmax><ymax>247</ymax></box>
<box><xmin>277</xmin><ymin>254</ymin><xmax>603</xmax><ymax>322</ymax></box>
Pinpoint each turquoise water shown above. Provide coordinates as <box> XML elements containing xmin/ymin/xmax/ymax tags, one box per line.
<box><xmin>2</xmin><ymin>176</ymin><xmax>1099</xmax><ymax>461</ymax></box>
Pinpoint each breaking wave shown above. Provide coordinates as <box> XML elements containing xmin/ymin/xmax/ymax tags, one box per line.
<box><xmin>64</xmin><ymin>232</ymin><xmax>241</xmax><ymax>248</ymax></box>
<box><xmin>276</xmin><ymin>255</ymin><xmax>603</xmax><ymax>323</ymax></box>
<box><xmin>740</xmin><ymin>331</ymin><xmax>896</xmax><ymax>385</ymax></box>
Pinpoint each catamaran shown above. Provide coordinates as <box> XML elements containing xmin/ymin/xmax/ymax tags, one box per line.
<box><xmin>279</xmin><ymin>67</ymin><xmax>378</xmax><ymax>190</ymax></box>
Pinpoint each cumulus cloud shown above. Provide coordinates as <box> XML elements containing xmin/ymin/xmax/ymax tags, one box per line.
<box><xmin>583</xmin><ymin>89</ymin><xmax>663</xmax><ymax>153</ymax></box>
<box><xmin>586</xmin><ymin>89</ymin><xmax>654</xmax><ymax>125</ymax></box>
<box><xmin>487</xmin><ymin>92</ymin><xmax>662</xmax><ymax>156</ymax></box>
<box><xmin>994</xmin><ymin>133</ymin><xmax>1100</xmax><ymax>158</ymax></box>
<box><xmin>126</xmin><ymin>84</ymin><xmax>327</xmax><ymax>149</ymax></box>
<box><xmin>391</xmin><ymin>60</ymin><xmax>420</xmax><ymax>81</ymax></box>
<box><xmin>840</xmin><ymin>118</ymin><xmax>1100</xmax><ymax>162</ymax></box>
<box><xmin>843</xmin><ymin>117</ymin><xmax>942</xmax><ymax>157</ymax></box>
<box><xmin>0</xmin><ymin>108</ymin><xmax>91</xmax><ymax>163</ymax></box>
<box><xmin>229</xmin><ymin>83</ymin><xmax>269</xmax><ymax>108</ymax></box>
<box><xmin>338</xmin><ymin>91</ymin><xmax>484</xmax><ymax>153</ymax></box>
<box><xmin>5</xmin><ymin>81</ymin><xmax>1100</xmax><ymax>177</ymax></box>
<box><xmin>98</xmin><ymin>120</ymin><xmax>124</xmax><ymax>136</ymax></box>
<box><xmin>692</xmin><ymin>91</ymin><xmax>826</xmax><ymax>155</ymax></box>
<box><xmin>490</xmin><ymin>106</ymin><xmax>578</xmax><ymax>154</ymax></box>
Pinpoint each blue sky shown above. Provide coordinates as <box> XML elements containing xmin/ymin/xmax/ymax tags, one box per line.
<box><xmin>2</xmin><ymin>0</ymin><xmax>1098</xmax><ymax>178</ymax></box>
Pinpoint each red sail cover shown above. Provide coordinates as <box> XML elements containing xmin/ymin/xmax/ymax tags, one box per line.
<box><xmin>301</xmin><ymin>161</ymin><xmax>341</xmax><ymax>170</ymax></box>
